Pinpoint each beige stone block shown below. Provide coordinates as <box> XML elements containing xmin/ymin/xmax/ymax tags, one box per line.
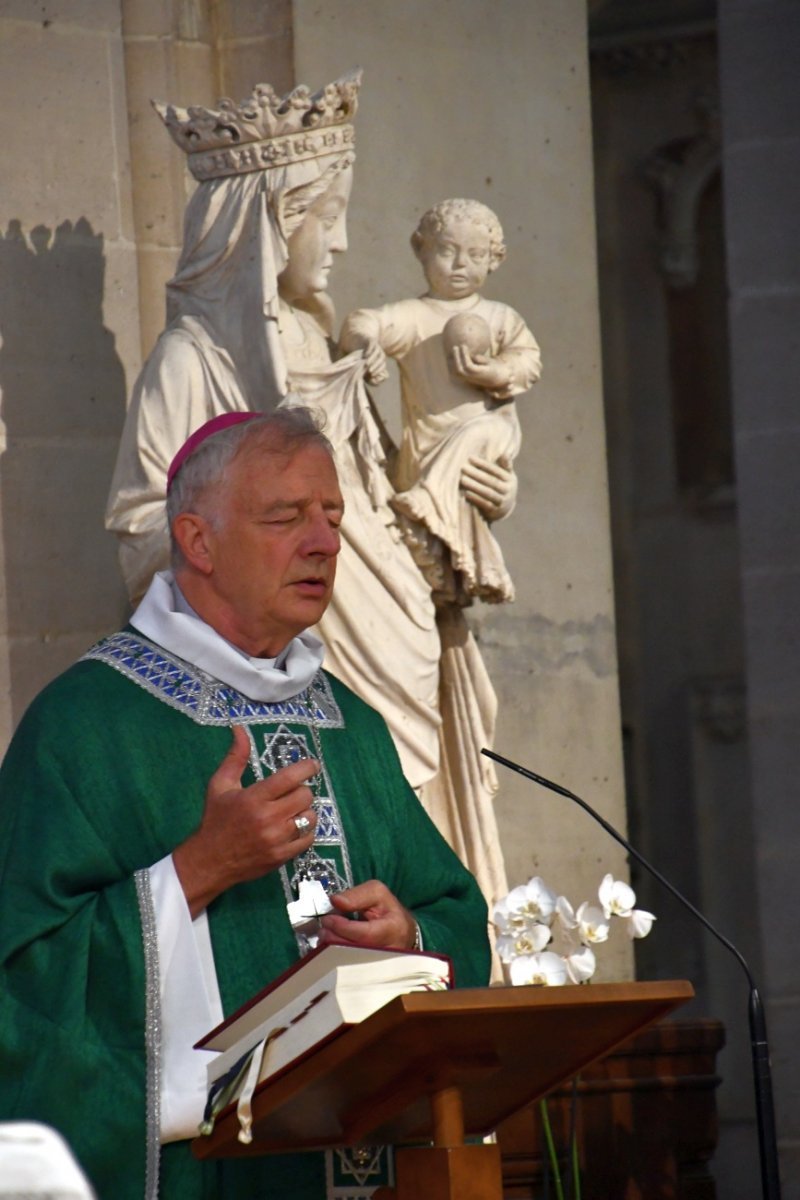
<box><xmin>176</xmin><ymin>0</ymin><xmax>213</xmax><ymax>44</ymax></box>
<box><xmin>0</xmin><ymin>2</ymin><xmax>121</xmax><ymax>33</ymax></box>
<box><xmin>496</xmin><ymin>435</ymin><xmax>616</xmax><ymax>621</ymax></box>
<box><xmin>218</xmin><ymin>36</ymin><xmax>294</xmax><ymax>99</ymax></box>
<box><xmin>0</xmin><ymin>438</ymin><xmax>127</xmax><ymax>634</ymax></box>
<box><xmin>215</xmin><ymin>0</ymin><xmax>291</xmax><ymax>41</ymax></box>
<box><xmin>0</xmin><ymin>356</ymin><xmax>127</xmax><ymax>441</ymax></box>
<box><xmin>120</xmin><ymin>0</ymin><xmax>175</xmax><ymax>39</ymax></box>
<box><xmin>173</xmin><ymin>38</ymin><xmax>217</xmax><ymax>105</ymax></box>
<box><xmin>100</xmin><ymin>242</ymin><xmax>145</xmax><ymax>390</ymax></box>
<box><xmin>123</xmin><ymin>38</ymin><xmax>194</xmax><ymax>249</ymax></box>
<box><xmin>108</xmin><ymin>32</ymin><xmax>137</xmax><ymax>245</ymax></box>
<box><xmin>6</xmin><ymin>629</ymin><xmax>129</xmax><ymax>738</ymax></box>
<box><xmin>121</xmin><ymin>0</ymin><xmax>212</xmax><ymax>41</ymax></box>
<box><xmin>0</xmin><ymin>222</ymin><xmax>131</xmax><ymax>436</ymax></box>
<box><xmin>123</xmin><ymin>32</ymin><xmax>175</xmax><ymax>104</ymax></box>
<box><xmin>0</xmin><ymin>23</ymin><xmax>127</xmax><ymax>236</ymax></box>
<box><xmin>134</xmin><ymin>245</ymin><xmax>180</xmax><ymax>360</ymax></box>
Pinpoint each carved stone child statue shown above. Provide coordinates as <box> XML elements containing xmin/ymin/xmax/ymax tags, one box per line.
<box><xmin>340</xmin><ymin>198</ymin><xmax>541</xmax><ymax>605</ymax></box>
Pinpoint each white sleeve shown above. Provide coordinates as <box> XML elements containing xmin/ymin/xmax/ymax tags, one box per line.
<box><xmin>149</xmin><ymin>855</ymin><xmax>224</xmax><ymax>1143</ymax></box>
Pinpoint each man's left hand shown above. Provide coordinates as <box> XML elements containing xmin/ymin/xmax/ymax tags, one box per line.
<box><xmin>318</xmin><ymin>880</ymin><xmax>417</xmax><ymax>950</ymax></box>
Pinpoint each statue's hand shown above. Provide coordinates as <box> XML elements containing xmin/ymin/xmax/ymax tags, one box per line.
<box><xmin>358</xmin><ymin>338</ymin><xmax>389</xmax><ymax>385</ymax></box>
<box><xmin>461</xmin><ymin>455</ymin><xmax>518</xmax><ymax>521</ymax></box>
<box><xmin>364</xmin><ymin>339</ymin><xmax>389</xmax><ymax>384</ymax></box>
<box><xmin>450</xmin><ymin>344</ymin><xmax>513</xmax><ymax>394</ymax></box>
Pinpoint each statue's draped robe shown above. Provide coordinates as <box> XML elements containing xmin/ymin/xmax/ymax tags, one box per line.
<box><xmin>0</xmin><ymin>635</ymin><xmax>489</xmax><ymax>1200</ymax></box>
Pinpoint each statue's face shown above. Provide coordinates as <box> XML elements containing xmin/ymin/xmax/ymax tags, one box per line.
<box><xmin>279</xmin><ymin>164</ymin><xmax>353</xmax><ymax>304</ymax></box>
<box><xmin>418</xmin><ymin>218</ymin><xmax>492</xmax><ymax>300</ymax></box>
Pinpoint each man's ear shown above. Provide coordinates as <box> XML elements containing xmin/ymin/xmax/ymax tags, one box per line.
<box><xmin>172</xmin><ymin>512</ymin><xmax>216</xmax><ymax>576</ymax></box>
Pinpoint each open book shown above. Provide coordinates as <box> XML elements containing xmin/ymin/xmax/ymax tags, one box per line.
<box><xmin>195</xmin><ymin>944</ymin><xmax>452</xmax><ymax>1138</ymax></box>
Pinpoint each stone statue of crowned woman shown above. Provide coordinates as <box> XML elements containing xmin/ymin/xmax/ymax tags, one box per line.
<box><xmin>107</xmin><ymin>70</ymin><xmax>529</xmax><ymax>915</ymax></box>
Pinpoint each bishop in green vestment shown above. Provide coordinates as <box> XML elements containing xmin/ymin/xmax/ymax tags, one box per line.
<box><xmin>0</xmin><ymin>411</ymin><xmax>491</xmax><ymax>1200</ymax></box>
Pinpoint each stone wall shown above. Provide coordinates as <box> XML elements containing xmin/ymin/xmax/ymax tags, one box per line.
<box><xmin>0</xmin><ymin>3</ymin><xmax>135</xmax><ymax>743</ymax></box>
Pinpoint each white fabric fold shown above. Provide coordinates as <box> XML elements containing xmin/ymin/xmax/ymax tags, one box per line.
<box><xmin>149</xmin><ymin>856</ymin><xmax>224</xmax><ymax>1142</ymax></box>
<box><xmin>130</xmin><ymin>570</ymin><xmax>324</xmax><ymax>701</ymax></box>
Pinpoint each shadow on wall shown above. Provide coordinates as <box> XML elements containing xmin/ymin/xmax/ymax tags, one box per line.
<box><xmin>0</xmin><ymin>218</ymin><xmax>128</xmax><ymax>726</ymax></box>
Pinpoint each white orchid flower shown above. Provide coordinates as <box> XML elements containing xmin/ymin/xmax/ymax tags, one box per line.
<box><xmin>515</xmin><ymin>924</ymin><xmax>553</xmax><ymax>954</ymax></box>
<box><xmin>493</xmin><ymin>894</ymin><xmax>538</xmax><ymax>934</ymax></box>
<box><xmin>626</xmin><ymin>909</ymin><xmax>656</xmax><ymax>938</ymax></box>
<box><xmin>555</xmin><ymin>894</ymin><xmax>578</xmax><ymax>929</ymax></box>
<box><xmin>509</xmin><ymin>951</ymin><xmax>568</xmax><ymax>987</ymax></box>
<box><xmin>522</xmin><ymin>876</ymin><xmax>559</xmax><ymax>922</ymax></box>
<box><xmin>494</xmin><ymin>934</ymin><xmax>517</xmax><ymax>964</ymax></box>
<box><xmin>496</xmin><ymin>878</ymin><xmax>557</xmax><ymax>931</ymax></box>
<box><xmin>491</xmin><ymin>898</ymin><xmax>519</xmax><ymax>935</ymax></box>
<box><xmin>598</xmin><ymin>873</ymin><xmax>636</xmax><ymax>919</ymax></box>
<box><xmin>565</xmin><ymin>944</ymin><xmax>597</xmax><ymax>983</ymax></box>
<box><xmin>495</xmin><ymin>922</ymin><xmax>552</xmax><ymax>963</ymax></box>
<box><xmin>575</xmin><ymin>901</ymin><xmax>610</xmax><ymax>944</ymax></box>
<box><xmin>497</xmin><ymin>872</ymin><xmax>657</xmax><ymax>988</ymax></box>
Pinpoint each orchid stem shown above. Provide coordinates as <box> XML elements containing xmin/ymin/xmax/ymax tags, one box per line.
<box><xmin>568</xmin><ymin>1074</ymin><xmax>581</xmax><ymax>1200</ymax></box>
<box><xmin>540</xmin><ymin>1099</ymin><xmax>565</xmax><ymax>1200</ymax></box>
<box><xmin>570</xmin><ymin>1130</ymin><xmax>581</xmax><ymax>1200</ymax></box>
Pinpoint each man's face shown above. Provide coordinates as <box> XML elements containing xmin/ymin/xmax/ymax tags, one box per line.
<box><xmin>197</xmin><ymin>439</ymin><xmax>344</xmax><ymax>657</ymax></box>
<box><xmin>418</xmin><ymin>218</ymin><xmax>493</xmax><ymax>300</ymax></box>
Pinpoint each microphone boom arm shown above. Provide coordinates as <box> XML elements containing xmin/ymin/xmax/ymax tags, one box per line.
<box><xmin>481</xmin><ymin>746</ymin><xmax>782</xmax><ymax>1200</ymax></box>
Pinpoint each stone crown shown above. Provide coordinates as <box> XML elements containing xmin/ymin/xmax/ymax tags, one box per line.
<box><xmin>154</xmin><ymin>68</ymin><xmax>362</xmax><ymax>182</ymax></box>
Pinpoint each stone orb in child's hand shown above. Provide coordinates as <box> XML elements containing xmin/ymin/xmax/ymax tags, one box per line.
<box><xmin>442</xmin><ymin>312</ymin><xmax>492</xmax><ymax>364</ymax></box>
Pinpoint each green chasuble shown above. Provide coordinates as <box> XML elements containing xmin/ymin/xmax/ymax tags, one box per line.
<box><xmin>0</xmin><ymin>630</ymin><xmax>490</xmax><ymax>1200</ymax></box>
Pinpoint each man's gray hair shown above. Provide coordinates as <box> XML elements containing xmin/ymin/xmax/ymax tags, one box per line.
<box><xmin>167</xmin><ymin>405</ymin><xmax>332</xmax><ymax>568</ymax></box>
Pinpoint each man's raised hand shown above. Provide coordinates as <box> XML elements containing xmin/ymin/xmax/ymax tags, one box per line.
<box><xmin>173</xmin><ymin>725</ymin><xmax>318</xmax><ymax>918</ymax></box>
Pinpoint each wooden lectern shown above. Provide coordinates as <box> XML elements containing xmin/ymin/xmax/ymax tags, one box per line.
<box><xmin>193</xmin><ymin>980</ymin><xmax>693</xmax><ymax>1199</ymax></box>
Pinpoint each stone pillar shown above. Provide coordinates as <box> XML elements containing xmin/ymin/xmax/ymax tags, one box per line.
<box><xmin>120</xmin><ymin>0</ymin><xmax>217</xmax><ymax>358</ymax></box>
<box><xmin>718</xmin><ymin>0</ymin><xmax>800</xmax><ymax>1191</ymax></box>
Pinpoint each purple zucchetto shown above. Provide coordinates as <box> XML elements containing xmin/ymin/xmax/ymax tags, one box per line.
<box><xmin>166</xmin><ymin>412</ymin><xmax>261</xmax><ymax>494</ymax></box>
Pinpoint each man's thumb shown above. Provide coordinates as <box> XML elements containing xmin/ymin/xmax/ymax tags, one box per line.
<box><xmin>209</xmin><ymin>725</ymin><xmax>250</xmax><ymax>796</ymax></box>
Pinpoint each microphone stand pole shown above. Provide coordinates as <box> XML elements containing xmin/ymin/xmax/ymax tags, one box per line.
<box><xmin>482</xmin><ymin>747</ymin><xmax>781</xmax><ymax>1200</ymax></box>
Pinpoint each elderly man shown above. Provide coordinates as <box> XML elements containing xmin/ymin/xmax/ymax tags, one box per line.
<box><xmin>0</xmin><ymin>409</ymin><xmax>490</xmax><ymax>1200</ymax></box>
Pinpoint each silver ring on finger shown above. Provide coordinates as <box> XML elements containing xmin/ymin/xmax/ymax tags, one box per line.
<box><xmin>293</xmin><ymin>814</ymin><xmax>312</xmax><ymax>836</ymax></box>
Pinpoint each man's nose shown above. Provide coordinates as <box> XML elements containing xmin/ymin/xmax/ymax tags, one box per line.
<box><xmin>304</xmin><ymin>512</ymin><xmax>341</xmax><ymax>556</ymax></box>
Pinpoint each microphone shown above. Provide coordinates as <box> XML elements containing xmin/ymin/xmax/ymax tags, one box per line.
<box><xmin>481</xmin><ymin>746</ymin><xmax>782</xmax><ymax>1200</ymax></box>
